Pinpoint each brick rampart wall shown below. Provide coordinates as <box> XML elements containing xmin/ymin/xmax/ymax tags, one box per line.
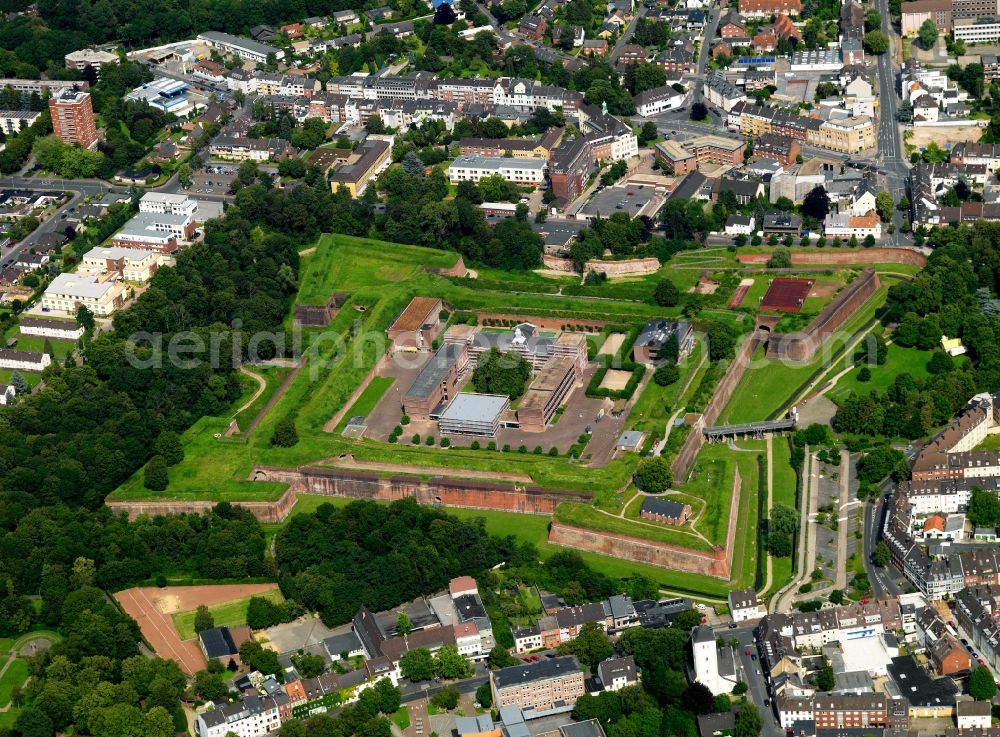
<box><xmin>258</xmin><ymin>465</ymin><xmax>591</xmax><ymax>513</ymax></box>
<box><xmin>767</xmin><ymin>269</ymin><xmax>880</xmax><ymax>362</ymax></box>
<box><xmin>541</xmin><ymin>255</ymin><xmax>662</xmax><ymax>276</ymax></box>
<box><xmin>106</xmin><ymin>488</ymin><xmax>298</xmax><ymax>522</ymax></box>
<box><xmin>672</xmin><ymin>331</ymin><xmax>764</xmax><ymax>481</ymax></box>
<box><xmin>736</xmin><ymin>248</ymin><xmax>926</xmax><ymax>268</ymax></box>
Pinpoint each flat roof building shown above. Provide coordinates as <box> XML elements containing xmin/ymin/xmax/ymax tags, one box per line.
<box><xmin>111</xmin><ymin>211</ymin><xmax>194</xmax><ymax>253</ymax></box>
<box><xmin>403</xmin><ymin>343</ymin><xmax>469</xmax><ymax>420</ymax></box>
<box><xmin>197</xmin><ymin>31</ymin><xmax>285</xmax><ymax>63</ymax></box>
<box><xmin>65</xmin><ymin>48</ymin><xmax>118</xmax><ymax>74</ymax></box>
<box><xmin>448</xmin><ymin>155</ymin><xmax>547</xmax><ymax>187</ymax></box>
<box><xmin>0</xmin><ymin>110</ymin><xmax>41</xmax><ymax>135</ymax></box>
<box><xmin>79</xmin><ymin>246</ymin><xmax>159</xmax><ymax>283</ymax></box>
<box><xmin>41</xmin><ymin>273</ymin><xmax>126</xmax><ymax>316</ymax></box>
<box><xmin>49</xmin><ymin>88</ymin><xmax>98</xmax><ymax>150</ymax></box>
<box><xmin>633</xmin><ymin>319</ymin><xmax>694</xmax><ymax>365</ymax></box>
<box><xmin>491</xmin><ymin>655</ymin><xmax>586</xmax><ymax>714</ymax></box>
<box><xmin>438</xmin><ymin>393</ymin><xmax>510</xmax><ymax>436</ymax></box>
<box><xmin>517</xmin><ymin>355</ymin><xmax>577</xmax><ymax>432</ymax></box>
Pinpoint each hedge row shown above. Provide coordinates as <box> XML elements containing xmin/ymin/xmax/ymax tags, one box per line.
<box><xmin>586</xmin><ymin>357</ymin><xmax>646</xmax><ymax>400</ymax></box>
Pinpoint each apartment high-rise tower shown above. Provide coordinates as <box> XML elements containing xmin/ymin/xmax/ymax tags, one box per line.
<box><xmin>48</xmin><ymin>88</ymin><xmax>98</xmax><ymax>149</ymax></box>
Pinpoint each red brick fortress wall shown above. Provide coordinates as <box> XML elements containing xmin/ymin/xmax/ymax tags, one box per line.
<box><xmin>107</xmin><ymin>488</ymin><xmax>299</xmax><ymax>522</ymax></box>
<box><xmin>672</xmin><ymin>329</ymin><xmax>765</xmax><ymax>481</ymax></box>
<box><xmin>253</xmin><ymin>465</ymin><xmax>593</xmax><ymax>514</ymax></box>
<box><xmin>767</xmin><ymin>269</ymin><xmax>880</xmax><ymax>362</ymax></box>
<box><xmin>736</xmin><ymin>248</ymin><xmax>926</xmax><ymax>268</ymax></box>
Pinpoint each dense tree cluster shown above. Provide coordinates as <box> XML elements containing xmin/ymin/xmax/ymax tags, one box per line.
<box><xmin>837</xmin><ymin>223</ymin><xmax>1000</xmax><ymax>439</ymax></box>
<box><xmin>275</xmin><ymin>499</ymin><xmax>507</xmax><ymax>626</ymax></box>
<box><xmin>766</xmin><ymin>503</ymin><xmax>799</xmax><ymax>558</ymax></box>
<box><xmin>472</xmin><ymin>349</ymin><xmax>532</xmax><ymax>400</ymax></box>
<box><xmin>0</xmin><ymin>505</ymin><xmax>268</xmax><ymax>631</ymax></box>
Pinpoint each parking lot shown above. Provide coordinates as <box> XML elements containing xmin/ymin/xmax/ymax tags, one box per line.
<box><xmin>577</xmin><ymin>184</ymin><xmax>658</xmax><ymax>220</ymax></box>
<box><xmin>191</xmin><ymin>164</ymin><xmax>237</xmax><ymax>194</ymax></box>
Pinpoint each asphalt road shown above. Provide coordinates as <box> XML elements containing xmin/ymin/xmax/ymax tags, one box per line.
<box><xmin>862</xmin><ymin>497</ymin><xmax>905</xmax><ymax>598</ymax></box>
<box><xmin>870</xmin><ymin>0</ymin><xmax>911</xmax><ymax>238</ymax></box>
<box><xmin>716</xmin><ymin>624</ymin><xmax>784</xmax><ymax>737</ymax></box>
<box><xmin>609</xmin><ymin>5</ymin><xmax>650</xmax><ymax>64</ymax></box>
<box><xmin>691</xmin><ymin>6</ymin><xmax>721</xmax><ymax>108</ymax></box>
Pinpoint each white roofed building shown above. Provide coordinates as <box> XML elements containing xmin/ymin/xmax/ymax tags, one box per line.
<box><xmin>42</xmin><ymin>273</ymin><xmax>126</xmax><ymax>316</ymax></box>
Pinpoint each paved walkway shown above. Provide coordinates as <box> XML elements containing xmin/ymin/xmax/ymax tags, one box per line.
<box><xmin>770</xmin><ymin>448</ymin><xmax>815</xmax><ymax>613</ymax></box>
<box><xmin>653</xmin><ymin>348</ymin><xmax>707</xmax><ymax>457</ymax></box>
<box><xmin>835</xmin><ymin>449</ymin><xmax>850</xmax><ymax>591</ymax></box>
<box><xmin>234</xmin><ymin>366</ymin><xmax>267</xmax><ymax>416</ymax></box>
<box><xmin>762</xmin><ymin>434</ymin><xmax>774</xmax><ymax>596</ymax></box>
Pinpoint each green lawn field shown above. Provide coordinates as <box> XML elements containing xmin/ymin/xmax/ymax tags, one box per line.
<box><xmin>765</xmin><ymin>437</ymin><xmax>798</xmax><ymax>597</ymax></box>
<box><xmin>975</xmin><ymin>434</ymin><xmax>1000</xmax><ymax>451</ymax></box>
<box><xmin>337</xmin><ymin>376</ymin><xmax>394</xmax><ymax>430</ymax></box>
<box><xmin>627</xmin><ymin>340</ymin><xmax>705</xmax><ymax>441</ymax></box>
<box><xmin>825</xmin><ymin>343</ymin><xmax>934</xmax><ymax>403</ymax></box>
<box><xmin>233</xmin><ymin>365</ymin><xmax>293</xmax><ymax>431</ymax></box>
<box><xmin>0</xmin><ymin>658</ymin><xmax>28</xmax><ymax>708</ymax></box>
<box><xmin>555</xmin><ymin>502</ymin><xmax>715</xmax><ymax>552</ymax></box>
<box><xmin>172</xmin><ymin>589</ymin><xmax>285</xmax><ymax>641</ymax></box>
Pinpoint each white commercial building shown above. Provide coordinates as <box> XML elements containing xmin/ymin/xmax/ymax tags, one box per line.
<box><xmin>0</xmin><ymin>110</ymin><xmax>41</xmax><ymax>135</ymax></box>
<box><xmin>41</xmin><ymin>274</ymin><xmax>126</xmax><ymax>316</ymax></box>
<box><xmin>195</xmin><ymin>696</ymin><xmax>282</xmax><ymax>737</ymax></box>
<box><xmin>954</xmin><ymin>18</ymin><xmax>1000</xmax><ymax>43</ymax></box>
<box><xmin>79</xmin><ymin>246</ymin><xmax>159</xmax><ymax>283</ymax></box>
<box><xmin>65</xmin><ymin>49</ymin><xmax>119</xmax><ymax>73</ymax></box>
<box><xmin>111</xmin><ymin>211</ymin><xmax>194</xmax><ymax>252</ymax></box>
<box><xmin>127</xmin><ymin>78</ymin><xmax>195</xmax><ymax>116</ymax></box>
<box><xmin>139</xmin><ymin>192</ymin><xmax>199</xmax><ymax>217</ymax></box>
<box><xmin>448</xmin><ymin>155</ymin><xmax>546</xmax><ymax>186</ymax></box>
<box><xmin>691</xmin><ymin>625</ymin><xmax>739</xmax><ymax>695</ymax></box>
<box><xmin>197</xmin><ymin>31</ymin><xmax>285</xmax><ymax>63</ymax></box>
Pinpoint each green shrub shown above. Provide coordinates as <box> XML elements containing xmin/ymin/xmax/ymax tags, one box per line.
<box><xmin>441</xmin><ymin>438</ymin><xmax>450</xmax><ymax>448</ymax></box>
<box><xmin>411</xmin><ymin>434</ymin><xmax>420</xmax><ymax>444</ymax></box>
